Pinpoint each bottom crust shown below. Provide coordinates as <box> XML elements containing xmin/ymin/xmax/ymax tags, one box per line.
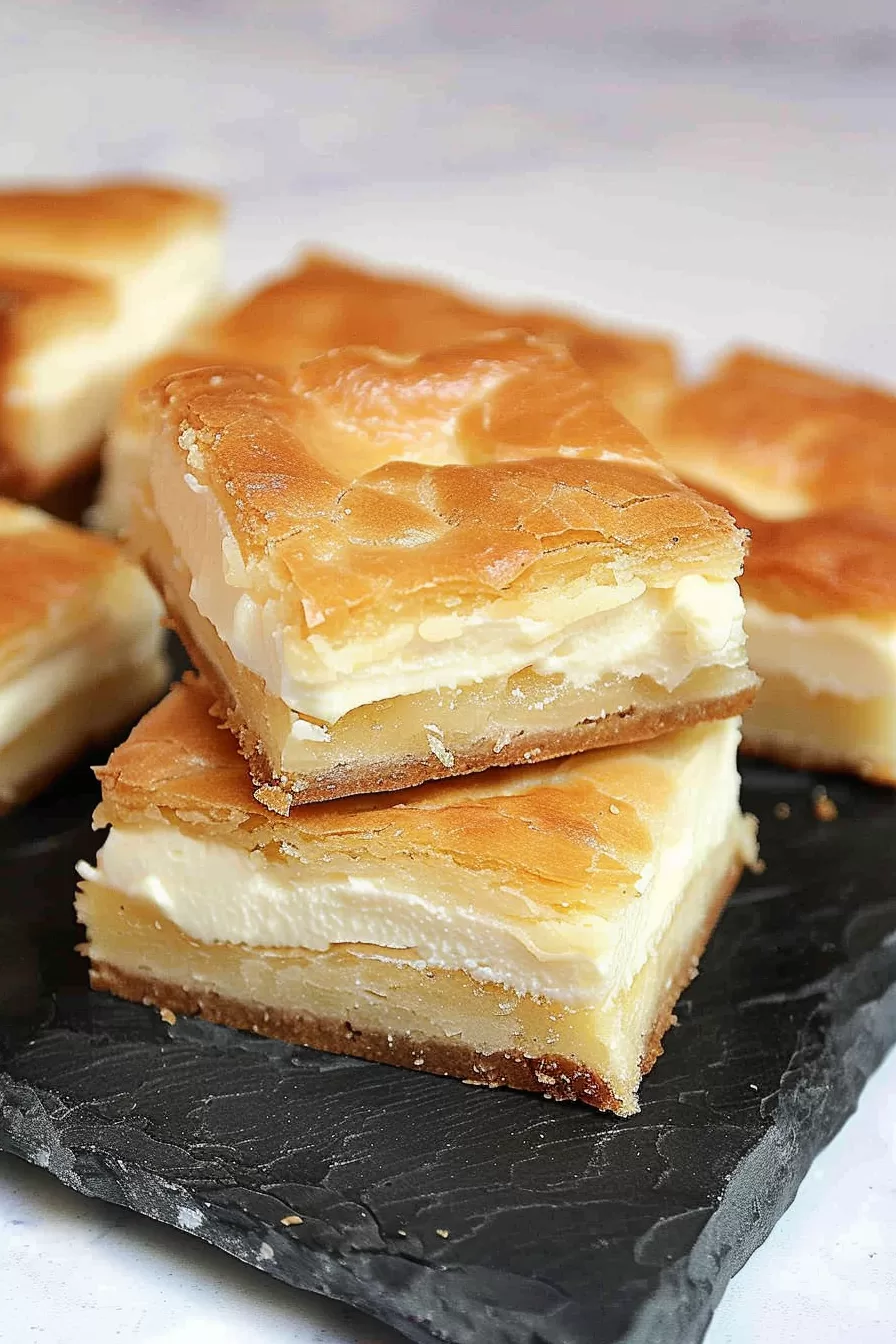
<box><xmin>233</xmin><ymin>682</ymin><xmax>756</xmax><ymax>815</ymax></box>
<box><xmin>742</xmin><ymin>670</ymin><xmax>896</xmax><ymax>785</ymax></box>
<box><xmin>83</xmin><ymin>852</ymin><xmax>743</xmax><ymax>1116</ymax></box>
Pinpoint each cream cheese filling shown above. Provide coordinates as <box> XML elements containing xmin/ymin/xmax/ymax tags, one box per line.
<box><xmin>151</xmin><ymin>438</ymin><xmax>749</xmax><ymax>724</ymax></box>
<box><xmin>82</xmin><ymin>721</ymin><xmax>747</xmax><ymax>1007</ymax></box>
<box><xmin>746</xmin><ymin>599</ymin><xmax>896</xmax><ymax>700</ymax></box>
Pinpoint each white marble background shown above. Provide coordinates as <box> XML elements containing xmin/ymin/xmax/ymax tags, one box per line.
<box><xmin>1</xmin><ymin>2</ymin><xmax>895</xmax><ymax>1340</ymax></box>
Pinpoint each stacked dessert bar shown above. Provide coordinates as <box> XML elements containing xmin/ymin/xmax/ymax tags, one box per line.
<box><xmin>78</xmin><ymin>320</ymin><xmax>757</xmax><ymax>1115</ymax></box>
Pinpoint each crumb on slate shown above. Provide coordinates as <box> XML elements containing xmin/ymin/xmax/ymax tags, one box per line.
<box><xmin>159</xmin><ymin>1008</ymin><xmax>176</xmax><ymax>1026</ymax></box>
<box><xmin>773</xmin><ymin>802</ymin><xmax>791</xmax><ymax>820</ymax></box>
<box><xmin>280</xmin><ymin>1215</ymin><xmax>303</xmax><ymax>1226</ymax></box>
<box><xmin>812</xmin><ymin>788</ymin><xmax>838</xmax><ymax>822</ymax></box>
<box><xmin>435</xmin><ymin>1228</ymin><xmax>450</xmax><ymax>1239</ymax></box>
<box><xmin>397</xmin><ymin>1229</ymin><xmax>407</xmax><ymax>1237</ymax></box>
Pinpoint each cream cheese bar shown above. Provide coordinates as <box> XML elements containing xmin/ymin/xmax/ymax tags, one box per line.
<box><xmin>76</xmin><ymin>677</ymin><xmax>755</xmax><ymax>1115</ymax></box>
<box><xmin>96</xmin><ymin>250</ymin><xmax>677</xmax><ymax>534</ymax></box>
<box><xmin>132</xmin><ymin>333</ymin><xmax>756</xmax><ymax>808</ymax></box>
<box><xmin>741</xmin><ymin>509</ymin><xmax>896</xmax><ymax>782</ymax></box>
<box><xmin>0</xmin><ymin>499</ymin><xmax>168</xmax><ymax>810</ymax></box>
<box><xmin>657</xmin><ymin>349</ymin><xmax>896</xmax><ymax>781</ymax></box>
<box><xmin>0</xmin><ymin>179</ymin><xmax>222</xmax><ymax>498</ymax></box>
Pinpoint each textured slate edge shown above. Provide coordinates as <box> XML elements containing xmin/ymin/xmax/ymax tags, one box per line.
<box><xmin>630</xmin><ymin>936</ymin><xmax>896</xmax><ymax>1343</ymax></box>
<box><xmin>2</xmin><ymin>935</ymin><xmax>895</xmax><ymax>1344</ymax></box>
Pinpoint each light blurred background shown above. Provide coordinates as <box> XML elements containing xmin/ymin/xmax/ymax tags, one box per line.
<box><xmin>1</xmin><ymin>0</ymin><xmax>893</xmax><ymax>378</ymax></box>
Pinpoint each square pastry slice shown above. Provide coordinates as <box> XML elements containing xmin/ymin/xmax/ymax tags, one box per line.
<box><xmin>96</xmin><ymin>250</ymin><xmax>677</xmax><ymax>534</ymax></box>
<box><xmin>656</xmin><ymin>349</ymin><xmax>896</xmax><ymax>781</ymax></box>
<box><xmin>740</xmin><ymin>509</ymin><xmax>896</xmax><ymax>782</ymax></box>
<box><xmin>77</xmin><ymin>677</ymin><xmax>755</xmax><ymax>1115</ymax></box>
<box><xmin>133</xmin><ymin>333</ymin><xmax>756</xmax><ymax>807</ymax></box>
<box><xmin>0</xmin><ymin>179</ymin><xmax>222</xmax><ymax>497</ymax></box>
<box><xmin>0</xmin><ymin>499</ymin><xmax>169</xmax><ymax>810</ymax></box>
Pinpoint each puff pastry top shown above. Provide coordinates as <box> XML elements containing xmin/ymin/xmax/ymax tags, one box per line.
<box><xmin>98</xmin><ymin>675</ymin><xmax>729</xmax><ymax>902</ymax></box>
<box><xmin>659</xmin><ymin>348</ymin><xmax>896</xmax><ymax>520</ymax></box>
<box><xmin>734</xmin><ymin>506</ymin><xmax>896</xmax><ymax>618</ymax></box>
<box><xmin>0</xmin><ymin>180</ymin><xmax>222</xmax><ymax>275</ymax></box>
<box><xmin>0</xmin><ymin>264</ymin><xmax>114</xmax><ymax>361</ymax></box>
<box><xmin>144</xmin><ymin>333</ymin><xmax>746</xmax><ymax>639</ymax></box>
<box><xmin>0</xmin><ymin>498</ymin><xmax>134</xmax><ymax>659</ymax></box>
<box><xmin>115</xmin><ymin>251</ymin><xmax>676</xmax><ymax>437</ymax></box>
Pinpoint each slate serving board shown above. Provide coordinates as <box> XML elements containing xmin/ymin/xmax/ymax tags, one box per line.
<box><xmin>2</xmin><ymin>712</ymin><xmax>895</xmax><ymax>1344</ymax></box>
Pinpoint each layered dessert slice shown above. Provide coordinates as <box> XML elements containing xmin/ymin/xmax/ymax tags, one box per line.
<box><xmin>0</xmin><ymin>499</ymin><xmax>168</xmax><ymax>810</ymax></box>
<box><xmin>741</xmin><ymin>509</ymin><xmax>896</xmax><ymax>782</ymax></box>
<box><xmin>0</xmin><ymin>178</ymin><xmax>222</xmax><ymax>498</ymax></box>
<box><xmin>96</xmin><ymin>249</ymin><xmax>677</xmax><ymax>534</ymax></box>
<box><xmin>77</xmin><ymin>677</ymin><xmax>756</xmax><ymax>1116</ymax></box>
<box><xmin>657</xmin><ymin>349</ymin><xmax>896</xmax><ymax>780</ymax></box>
<box><xmin>131</xmin><ymin>332</ymin><xmax>756</xmax><ymax>808</ymax></box>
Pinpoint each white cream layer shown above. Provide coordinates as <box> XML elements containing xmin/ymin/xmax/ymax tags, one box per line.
<box><xmin>746</xmin><ymin>599</ymin><xmax>896</xmax><ymax>700</ymax></box>
<box><xmin>151</xmin><ymin>437</ymin><xmax>749</xmax><ymax>724</ymax></box>
<box><xmin>82</xmin><ymin>721</ymin><xmax>747</xmax><ymax>1007</ymax></box>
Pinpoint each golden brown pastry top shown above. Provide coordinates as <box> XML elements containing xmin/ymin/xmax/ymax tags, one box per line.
<box><xmin>0</xmin><ymin>180</ymin><xmax>222</xmax><ymax>276</ymax></box>
<box><xmin>115</xmin><ymin>251</ymin><xmax>677</xmax><ymax>436</ymax></box>
<box><xmin>659</xmin><ymin>348</ymin><xmax>896</xmax><ymax>521</ymax></box>
<box><xmin>0</xmin><ymin>499</ymin><xmax>130</xmax><ymax>658</ymax></box>
<box><xmin>99</xmin><ymin>675</ymin><xmax>716</xmax><ymax>897</ymax></box>
<box><xmin>144</xmin><ymin>333</ymin><xmax>746</xmax><ymax>638</ymax></box>
<box><xmin>0</xmin><ymin>264</ymin><xmax>114</xmax><ymax>365</ymax></box>
<box><xmin>739</xmin><ymin>506</ymin><xmax>896</xmax><ymax>618</ymax></box>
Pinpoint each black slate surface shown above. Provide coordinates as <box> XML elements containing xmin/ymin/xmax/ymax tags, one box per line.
<box><xmin>2</xmin><ymin>740</ymin><xmax>896</xmax><ymax>1344</ymax></box>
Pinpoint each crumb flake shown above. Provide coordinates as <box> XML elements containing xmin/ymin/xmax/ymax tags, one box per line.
<box><xmin>159</xmin><ymin>1007</ymin><xmax>176</xmax><ymax>1026</ymax></box>
<box><xmin>435</xmin><ymin>1228</ymin><xmax>450</xmax><ymax>1239</ymax></box>
<box><xmin>773</xmin><ymin>802</ymin><xmax>791</xmax><ymax>820</ymax></box>
<box><xmin>426</xmin><ymin>728</ymin><xmax>455</xmax><ymax>768</ymax></box>
<box><xmin>280</xmin><ymin>1214</ymin><xmax>304</xmax><ymax>1226</ymax></box>
<box><xmin>812</xmin><ymin>789</ymin><xmax>838</xmax><ymax>822</ymax></box>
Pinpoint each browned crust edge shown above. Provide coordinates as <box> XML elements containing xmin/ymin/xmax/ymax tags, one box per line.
<box><xmin>740</xmin><ymin>731</ymin><xmax>896</xmax><ymax>787</ymax></box>
<box><xmin>164</xmin><ymin>594</ymin><xmax>757</xmax><ymax>811</ymax></box>
<box><xmin>86</xmin><ymin>855</ymin><xmax>743</xmax><ymax>1114</ymax></box>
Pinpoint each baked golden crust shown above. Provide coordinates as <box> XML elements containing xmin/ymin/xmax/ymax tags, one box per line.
<box><xmin>659</xmin><ymin>348</ymin><xmax>896</xmax><ymax>520</ymax></box>
<box><xmin>0</xmin><ymin>180</ymin><xmax>222</xmax><ymax>271</ymax></box>
<box><xmin>0</xmin><ymin>264</ymin><xmax>113</xmax><ymax>350</ymax></box>
<box><xmin>144</xmin><ymin>335</ymin><xmax>745</xmax><ymax>638</ymax></box>
<box><xmin>112</xmin><ymin>251</ymin><xmax>677</xmax><ymax>443</ymax></box>
<box><xmin>0</xmin><ymin>498</ymin><xmax>131</xmax><ymax>652</ymax></box>
<box><xmin>97</xmin><ymin>675</ymin><xmax>735</xmax><ymax>904</ymax></box>
<box><xmin>741</xmin><ymin>508</ymin><xmax>896</xmax><ymax>618</ymax></box>
<box><xmin>210</xmin><ymin>251</ymin><xmax>677</xmax><ymax>418</ymax></box>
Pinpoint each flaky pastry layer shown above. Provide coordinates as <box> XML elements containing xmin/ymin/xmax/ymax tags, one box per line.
<box><xmin>658</xmin><ymin>348</ymin><xmax>896</xmax><ymax>522</ymax></box>
<box><xmin>99</xmin><ymin>250</ymin><xmax>676</xmax><ymax>532</ymax></box>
